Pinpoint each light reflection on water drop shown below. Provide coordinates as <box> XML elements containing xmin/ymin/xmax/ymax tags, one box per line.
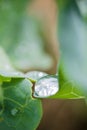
<box><xmin>34</xmin><ymin>75</ymin><xmax>59</xmax><ymax>98</ymax></box>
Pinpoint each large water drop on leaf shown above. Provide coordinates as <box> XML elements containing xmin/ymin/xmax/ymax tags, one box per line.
<box><xmin>34</xmin><ymin>75</ymin><xmax>59</xmax><ymax>98</ymax></box>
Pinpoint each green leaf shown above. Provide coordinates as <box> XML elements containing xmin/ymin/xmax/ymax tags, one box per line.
<box><xmin>31</xmin><ymin>73</ymin><xmax>84</xmax><ymax>99</ymax></box>
<box><xmin>57</xmin><ymin>0</ymin><xmax>87</xmax><ymax>95</ymax></box>
<box><xmin>50</xmin><ymin>71</ymin><xmax>84</xmax><ymax>99</ymax></box>
<box><xmin>0</xmin><ymin>78</ymin><xmax>42</xmax><ymax>130</ymax></box>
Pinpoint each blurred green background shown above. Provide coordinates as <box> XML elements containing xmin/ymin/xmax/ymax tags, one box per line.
<box><xmin>0</xmin><ymin>0</ymin><xmax>87</xmax><ymax>130</ymax></box>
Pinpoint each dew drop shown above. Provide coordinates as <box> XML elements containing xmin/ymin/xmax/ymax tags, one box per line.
<box><xmin>34</xmin><ymin>75</ymin><xmax>59</xmax><ymax>98</ymax></box>
<box><xmin>11</xmin><ymin>108</ymin><xmax>18</xmax><ymax>116</ymax></box>
<box><xmin>26</xmin><ymin>71</ymin><xmax>47</xmax><ymax>81</ymax></box>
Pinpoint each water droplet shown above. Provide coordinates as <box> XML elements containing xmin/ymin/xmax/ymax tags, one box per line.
<box><xmin>11</xmin><ymin>108</ymin><xmax>18</xmax><ymax>116</ymax></box>
<box><xmin>26</xmin><ymin>71</ymin><xmax>47</xmax><ymax>81</ymax></box>
<box><xmin>34</xmin><ymin>75</ymin><xmax>59</xmax><ymax>98</ymax></box>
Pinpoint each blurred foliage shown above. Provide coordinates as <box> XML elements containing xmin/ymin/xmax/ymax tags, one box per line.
<box><xmin>76</xmin><ymin>0</ymin><xmax>87</xmax><ymax>20</ymax></box>
<box><xmin>0</xmin><ymin>0</ymin><xmax>87</xmax><ymax>129</ymax></box>
<box><xmin>0</xmin><ymin>0</ymin><xmax>53</xmax><ymax>71</ymax></box>
<box><xmin>57</xmin><ymin>0</ymin><xmax>87</xmax><ymax>96</ymax></box>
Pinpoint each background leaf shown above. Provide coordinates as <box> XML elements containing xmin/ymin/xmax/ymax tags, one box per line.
<box><xmin>0</xmin><ymin>0</ymin><xmax>53</xmax><ymax>72</ymax></box>
<box><xmin>57</xmin><ymin>0</ymin><xmax>87</xmax><ymax>95</ymax></box>
<box><xmin>0</xmin><ymin>47</ymin><xmax>24</xmax><ymax>82</ymax></box>
<box><xmin>76</xmin><ymin>0</ymin><xmax>87</xmax><ymax>20</ymax></box>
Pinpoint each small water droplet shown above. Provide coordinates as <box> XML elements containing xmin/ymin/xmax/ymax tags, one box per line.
<box><xmin>26</xmin><ymin>71</ymin><xmax>47</xmax><ymax>81</ymax></box>
<box><xmin>11</xmin><ymin>108</ymin><xmax>18</xmax><ymax>116</ymax></box>
<box><xmin>34</xmin><ymin>75</ymin><xmax>59</xmax><ymax>98</ymax></box>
